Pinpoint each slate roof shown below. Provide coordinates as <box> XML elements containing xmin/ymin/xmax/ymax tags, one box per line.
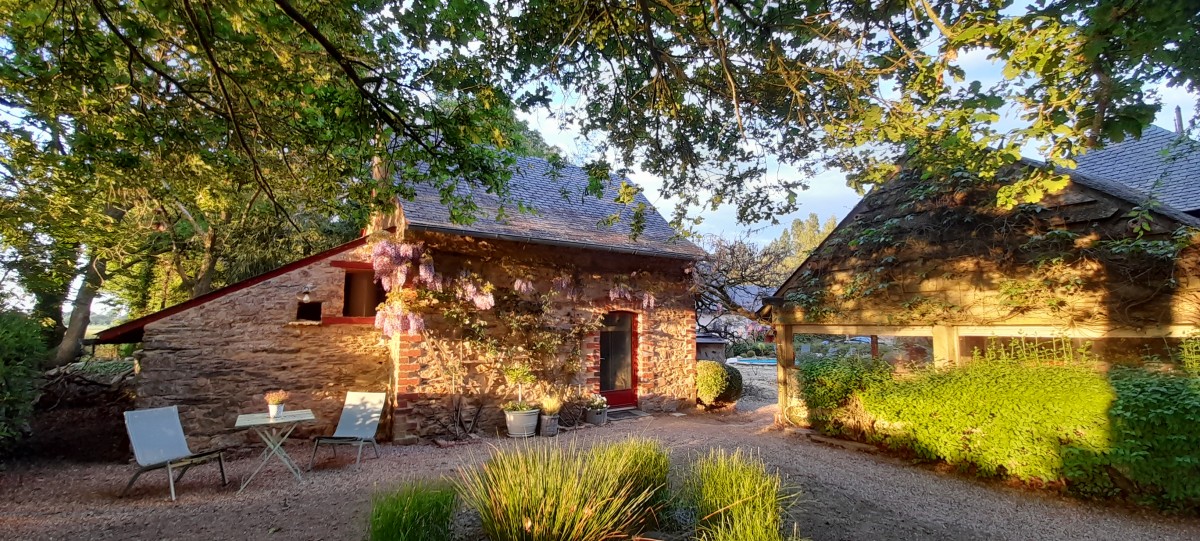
<box><xmin>398</xmin><ymin>156</ymin><xmax>705</xmax><ymax>259</ymax></box>
<box><xmin>1074</xmin><ymin>125</ymin><xmax>1200</xmax><ymax>213</ymax></box>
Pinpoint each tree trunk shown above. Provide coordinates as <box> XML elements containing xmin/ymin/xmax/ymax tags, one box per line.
<box><xmin>191</xmin><ymin>226</ymin><xmax>218</xmax><ymax>297</ymax></box>
<box><xmin>52</xmin><ymin>254</ymin><xmax>106</xmax><ymax>366</ymax></box>
<box><xmin>31</xmin><ymin>289</ymin><xmax>69</xmax><ymax>349</ymax></box>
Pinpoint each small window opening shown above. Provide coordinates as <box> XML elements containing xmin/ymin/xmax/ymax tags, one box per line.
<box><xmin>296</xmin><ymin>301</ymin><xmax>323</xmax><ymax>322</ymax></box>
<box><xmin>343</xmin><ymin>271</ymin><xmax>387</xmax><ymax>317</ymax></box>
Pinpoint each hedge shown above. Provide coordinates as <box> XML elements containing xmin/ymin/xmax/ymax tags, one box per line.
<box><xmin>797</xmin><ymin>354</ymin><xmax>1200</xmax><ymax>511</ymax></box>
<box><xmin>696</xmin><ymin>361</ymin><xmax>744</xmax><ymax>407</ymax></box>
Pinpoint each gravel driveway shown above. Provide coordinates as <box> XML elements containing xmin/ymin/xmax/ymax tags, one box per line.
<box><xmin>3</xmin><ymin>365</ymin><xmax>1198</xmax><ymax>541</ymax></box>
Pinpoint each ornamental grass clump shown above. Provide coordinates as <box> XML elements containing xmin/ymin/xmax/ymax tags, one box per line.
<box><xmin>457</xmin><ymin>438</ymin><xmax>666</xmax><ymax>540</ymax></box>
<box><xmin>684</xmin><ymin>449</ymin><xmax>796</xmax><ymax>541</ymax></box>
<box><xmin>368</xmin><ymin>481</ymin><xmax>456</xmax><ymax>541</ymax></box>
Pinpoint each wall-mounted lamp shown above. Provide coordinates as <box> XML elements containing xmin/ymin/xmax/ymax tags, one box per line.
<box><xmin>296</xmin><ymin>284</ymin><xmax>315</xmax><ymax>303</ymax></box>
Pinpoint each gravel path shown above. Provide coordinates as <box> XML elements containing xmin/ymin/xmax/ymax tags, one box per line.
<box><xmin>3</xmin><ymin>364</ymin><xmax>1198</xmax><ymax>541</ymax></box>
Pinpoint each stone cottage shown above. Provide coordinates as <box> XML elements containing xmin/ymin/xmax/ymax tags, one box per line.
<box><xmin>97</xmin><ymin>157</ymin><xmax>706</xmax><ymax>446</ymax></box>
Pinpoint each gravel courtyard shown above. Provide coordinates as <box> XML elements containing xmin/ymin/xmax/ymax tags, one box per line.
<box><xmin>3</xmin><ymin>364</ymin><xmax>1199</xmax><ymax>541</ymax></box>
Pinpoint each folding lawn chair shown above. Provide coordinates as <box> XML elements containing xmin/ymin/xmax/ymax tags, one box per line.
<box><xmin>121</xmin><ymin>406</ymin><xmax>227</xmax><ymax>501</ymax></box>
<box><xmin>308</xmin><ymin>392</ymin><xmax>385</xmax><ymax>470</ymax></box>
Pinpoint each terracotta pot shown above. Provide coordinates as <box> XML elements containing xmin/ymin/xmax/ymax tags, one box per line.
<box><xmin>268</xmin><ymin>404</ymin><xmax>284</xmax><ymax>418</ymax></box>
<box><xmin>505</xmin><ymin>409</ymin><xmax>540</xmax><ymax>438</ymax></box>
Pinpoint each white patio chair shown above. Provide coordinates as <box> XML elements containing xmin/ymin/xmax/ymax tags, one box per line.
<box><xmin>121</xmin><ymin>406</ymin><xmax>227</xmax><ymax>500</ymax></box>
<box><xmin>308</xmin><ymin>392</ymin><xmax>385</xmax><ymax>471</ymax></box>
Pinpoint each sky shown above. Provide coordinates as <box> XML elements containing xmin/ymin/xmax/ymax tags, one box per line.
<box><xmin>519</xmin><ymin>61</ymin><xmax>1200</xmax><ymax>248</ymax></box>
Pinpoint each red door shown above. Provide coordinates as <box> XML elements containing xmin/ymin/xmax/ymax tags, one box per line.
<box><xmin>599</xmin><ymin>312</ymin><xmax>637</xmax><ymax>408</ymax></box>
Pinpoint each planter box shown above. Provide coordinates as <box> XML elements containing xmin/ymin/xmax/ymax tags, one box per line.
<box><xmin>505</xmin><ymin>409</ymin><xmax>540</xmax><ymax>438</ymax></box>
<box><xmin>585</xmin><ymin>408</ymin><xmax>608</xmax><ymax>426</ymax></box>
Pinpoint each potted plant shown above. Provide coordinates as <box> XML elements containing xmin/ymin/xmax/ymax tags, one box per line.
<box><xmin>539</xmin><ymin>395</ymin><xmax>563</xmax><ymax>437</ymax></box>
<box><xmin>502</xmin><ymin>364</ymin><xmax>540</xmax><ymax>438</ymax></box>
<box><xmin>584</xmin><ymin>393</ymin><xmax>608</xmax><ymax>426</ymax></box>
<box><xmin>264</xmin><ymin>390</ymin><xmax>289</xmax><ymax>418</ymax></box>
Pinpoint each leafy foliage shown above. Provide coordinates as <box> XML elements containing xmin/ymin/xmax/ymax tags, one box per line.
<box><xmin>0</xmin><ymin>311</ymin><xmax>46</xmax><ymax>448</ymax></box>
<box><xmin>721</xmin><ymin>365</ymin><xmax>745</xmax><ymax>405</ymax></box>
<box><xmin>859</xmin><ymin>362</ymin><xmax>1113</xmax><ymax>480</ymax></box>
<box><xmin>456</xmin><ymin>438</ymin><xmax>665</xmax><ymax>540</ymax></box>
<box><xmin>369</xmin><ymin>481</ymin><xmax>457</xmax><ymax>541</ymax></box>
<box><xmin>695</xmin><ymin>361</ymin><xmax>729</xmax><ymax>407</ymax></box>
<box><xmin>795</xmin><ymin>355</ymin><xmax>892</xmax><ymax>414</ymax></box>
<box><xmin>1064</xmin><ymin>370</ymin><xmax>1200</xmax><ymax>510</ymax></box>
<box><xmin>726</xmin><ymin>339</ymin><xmax>774</xmax><ymax>359</ymax></box>
<box><xmin>683</xmin><ymin>449</ymin><xmax>797</xmax><ymax>541</ymax></box>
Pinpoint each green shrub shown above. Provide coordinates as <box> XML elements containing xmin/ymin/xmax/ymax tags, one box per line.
<box><xmin>858</xmin><ymin>361</ymin><xmax>1112</xmax><ymax>480</ymax></box>
<box><xmin>684</xmin><ymin>449</ymin><xmax>796</xmax><ymax>541</ymax></box>
<box><xmin>719</xmin><ymin>364</ymin><xmax>744</xmax><ymax>403</ymax></box>
<box><xmin>1064</xmin><ymin>370</ymin><xmax>1200</xmax><ymax>509</ymax></box>
<box><xmin>726</xmin><ymin>339</ymin><xmax>774</xmax><ymax>358</ymax></box>
<box><xmin>795</xmin><ymin>355</ymin><xmax>891</xmax><ymax>414</ymax></box>
<box><xmin>0</xmin><ymin>311</ymin><xmax>46</xmax><ymax>448</ymax></box>
<box><xmin>369</xmin><ymin>481</ymin><xmax>456</xmax><ymax>541</ymax></box>
<box><xmin>457</xmin><ymin>438</ymin><xmax>665</xmax><ymax>540</ymax></box>
<box><xmin>696</xmin><ymin>360</ymin><xmax>729</xmax><ymax>406</ymax></box>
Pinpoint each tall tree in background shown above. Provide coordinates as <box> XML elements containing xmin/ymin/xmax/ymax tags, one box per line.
<box><xmin>768</xmin><ymin>213</ymin><xmax>840</xmax><ymax>278</ymax></box>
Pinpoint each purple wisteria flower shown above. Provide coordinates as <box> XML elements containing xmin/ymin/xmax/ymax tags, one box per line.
<box><xmin>418</xmin><ymin>256</ymin><xmax>436</xmax><ymax>284</ymax></box>
<box><xmin>641</xmin><ymin>291</ymin><xmax>656</xmax><ymax>310</ymax></box>
<box><xmin>406</xmin><ymin>313</ymin><xmax>425</xmax><ymax>335</ymax></box>
<box><xmin>609</xmin><ymin>283</ymin><xmax>634</xmax><ymax>302</ymax></box>
<box><xmin>471</xmin><ymin>291</ymin><xmax>495</xmax><ymax>310</ymax></box>
<box><xmin>513</xmin><ymin>277</ymin><xmax>536</xmax><ymax>296</ymax></box>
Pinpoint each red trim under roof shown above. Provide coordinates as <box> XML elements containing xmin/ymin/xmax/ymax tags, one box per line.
<box><xmin>94</xmin><ymin>236</ymin><xmax>371</xmax><ymax>344</ymax></box>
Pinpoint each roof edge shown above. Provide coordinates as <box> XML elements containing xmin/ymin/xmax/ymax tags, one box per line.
<box><xmin>406</xmin><ymin>221</ymin><xmax>706</xmax><ymax>260</ymax></box>
<box><xmin>94</xmin><ymin>236</ymin><xmax>371</xmax><ymax>344</ymax></box>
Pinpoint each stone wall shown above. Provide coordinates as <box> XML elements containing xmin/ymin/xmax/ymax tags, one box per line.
<box><xmin>137</xmin><ymin>242</ymin><xmax>390</xmax><ymax>449</ymax></box>
<box><xmin>137</xmin><ymin>231</ymin><xmax>699</xmax><ymax>447</ymax></box>
<box><xmin>391</xmin><ymin>231</ymin><xmax>698</xmax><ymax>438</ymax></box>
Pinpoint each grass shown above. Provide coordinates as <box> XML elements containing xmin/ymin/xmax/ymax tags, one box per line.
<box><xmin>456</xmin><ymin>437</ymin><xmax>667</xmax><ymax>540</ymax></box>
<box><xmin>369</xmin><ymin>481</ymin><xmax>456</xmax><ymax>541</ymax></box>
<box><xmin>684</xmin><ymin>449</ymin><xmax>796</xmax><ymax>541</ymax></box>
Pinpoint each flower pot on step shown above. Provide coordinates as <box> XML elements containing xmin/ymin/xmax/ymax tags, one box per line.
<box><xmin>540</xmin><ymin>414</ymin><xmax>560</xmax><ymax>437</ymax></box>
<box><xmin>585</xmin><ymin>407</ymin><xmax>608</xmax><ymax>426</ymax></box>
<box><xmin>505</xmin><ymin>409</ymin><xmax>540</xmax><ymax>438</ymax></box>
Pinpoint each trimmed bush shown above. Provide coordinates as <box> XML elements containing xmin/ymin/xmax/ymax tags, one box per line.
<box><xmin>369</xmin><ymin>481</ymin><xmax>456</xmax><ymax>541</ymax></box>
<box><xmin>719</xmin><ymin>364</ymin><xmax>744</xmax><ymax>403</ymax></box>
<box><xmin>858</xmin><ymin>362</ymin><xmax>1113</xmax><ymax>480</ymax></box>
<box><xmin>684</xmin><ymin>449</ymin><xmax>795</xmax><ymax>541</ymax></box>
<box><xmin>457</xmin><ymin>438</ymin><xmax>666</xmax><ymax>540</ymax></box>
<box><xmin>696</xmin><ymin>360</ymin><xmax>729</xmax><ymax>406</ymax></box>
<box><xmin>795</xmin><ymin>354</ymin><xmax>891</xmax><ymax>414</ymax></box>
<box><xmin>0</xmin><ymin>311</ymin><xmax>46</xmax><ymax>449</ymax></box>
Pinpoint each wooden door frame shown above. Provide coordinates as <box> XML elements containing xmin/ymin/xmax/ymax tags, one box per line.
<box><xmin>598</xmin><ymin>311</ymin><xmax>638</xmax><ymax>408</ymax></box>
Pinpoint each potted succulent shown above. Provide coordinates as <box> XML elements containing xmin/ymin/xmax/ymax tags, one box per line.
<box><xmin>584</xmin><ymin>393</ymin><xmax>608</xmax><ymax>426</ymax></box>
<box><xmin>264</xmin><ymin>390</ymin><xmax>289</xmax><ymax>418</ymax></box>
<box><xmin>502</xmin><ymin>364</ymin><xmax>540</xmax><ymax>438</ymax></box>
<box><xmin>539</xmin><ymin>395</ymin><xmax>563</xmax><ymax>437</ymax></box>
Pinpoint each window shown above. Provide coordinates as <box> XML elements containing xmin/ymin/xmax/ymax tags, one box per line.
<box><xmin>295</xmin><ymin>301</ymin><xmax>323</xmax><ymax>322</ymax></box>
<box><xmin>343</xmin><ymin>271</ymin><xmax>386</xmax><ymax>317</ymax></box>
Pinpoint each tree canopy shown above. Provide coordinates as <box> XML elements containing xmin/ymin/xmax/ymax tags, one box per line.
<box><xmin>2</xmin><ymin>0</ymin><xmax>1197</xmax><ymax>358</ymax></box>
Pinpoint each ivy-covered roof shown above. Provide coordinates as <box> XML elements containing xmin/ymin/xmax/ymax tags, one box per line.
<box><xmin>398</xmin><ymin>156</ymin><xmax>705</xmax><ymax>260</ymax></box>
<box><xmin>1074</xmin><ymin>125</ymin><xmax>1200</xmax><ymax>214</ymax></box>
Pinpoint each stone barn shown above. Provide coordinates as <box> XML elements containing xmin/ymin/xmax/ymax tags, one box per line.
<box><xmin>762</xmin><ymin>149</ymin><xmax>1200</xmax><ymax>415</ymax></box>
<box><xmin>97</xmin><ymin>157</ymin><xmax>705</xmax><ymax>447</ymax></box>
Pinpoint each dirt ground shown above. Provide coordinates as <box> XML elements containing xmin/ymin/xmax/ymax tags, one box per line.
<box><xmin>3</xmin><ymin>364</ymin><xmax>1200</xmax><ymax>541</ymax></box>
